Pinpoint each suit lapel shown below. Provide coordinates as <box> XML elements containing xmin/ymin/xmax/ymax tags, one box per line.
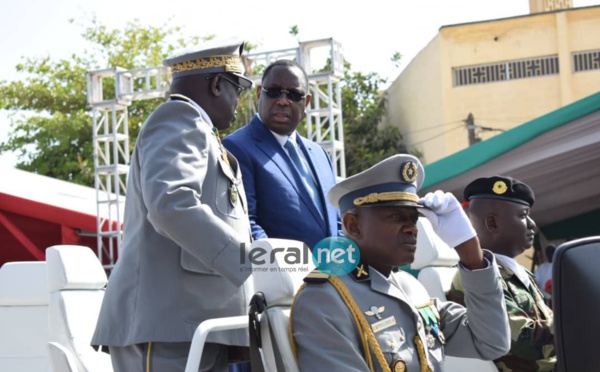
<box><xmin>249</xmin><ymin>117</ymin><xmax>325</xmax><ymax>227</ymax></box>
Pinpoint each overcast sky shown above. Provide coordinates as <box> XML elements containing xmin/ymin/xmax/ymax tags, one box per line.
<box><xmin>1</xmin><ymin>0</ymin><xmax>599</xmax><ymax>167</ymax></box>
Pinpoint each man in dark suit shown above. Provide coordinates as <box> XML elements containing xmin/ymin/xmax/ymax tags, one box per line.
<box><xmin>223</xmin><ymin>60</ymin><xmax>340</xmax><ymax>250</ymax></box>
<box><xmin>92</xmin><ymin>39</ymin><xmax>254</xmax><ymax>372</ymax></box>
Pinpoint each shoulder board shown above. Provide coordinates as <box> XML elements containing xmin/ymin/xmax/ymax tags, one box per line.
<box><xmin>169</xmin><ymin>94</ymin><xmax>192</xmax><ymax>103</ymax></box>
<box><xmin>304</xmin><ymin>269</ymin><xmax>329</xmax><ymax>284</ymax></box>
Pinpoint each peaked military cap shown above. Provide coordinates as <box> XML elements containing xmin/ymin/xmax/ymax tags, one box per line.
<box><xmin>163</xmin><ymin>38</ymin><xmax>252</xmax><ymax>88</ymax></box>
<box><xmin>464</xmin><ymin>176</ymin><xmax>534</xmax><ymax>207</ymax></box>
<box><xmin>328</xmin><ymin>154</ymin><xmax>425</xmax><ymax>213</ymax></box>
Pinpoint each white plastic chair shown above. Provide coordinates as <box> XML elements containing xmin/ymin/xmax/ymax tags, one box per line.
<box><xmin>412</xmin><ymin>218</ymin><xmax>461</xmax><ymax>299</ymax></box>
<box><xmin>184</xmin><ymin>315</ymin><xmax>249</xmax><ymax>372</ymax></box>
<box><xmin>248</xmin><ymin>238</ymin><xmax>313</xmax><ymax>372</ymax></box>
<box><xmin>185</xmin><ymin>238</ymin><xmax>312</xmax><ymax>372</ymax></box>
<box><xmin>0</xmin><ymin>261</ymin><xmax>50</xmax><ymax>371</ymax></box>
<box><xmin>46</xmin><ymin>245</ymin><xmax>113</xmax><ymax>372</ymax></box>
<box><xmin>47</xmin><ymin>341</ymin><xmax>79</xmax><ymax>372</ymax></box>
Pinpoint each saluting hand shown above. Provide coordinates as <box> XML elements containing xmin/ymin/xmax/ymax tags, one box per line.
<box><xmin>419</xmin><ymin>190</ymin><xmax>486</xmax><ymax>269</ymax></box>
<box><xmin>418</xmin><ymin>190</ymin><xmax>476</xmax><ymax>248</ymax></box>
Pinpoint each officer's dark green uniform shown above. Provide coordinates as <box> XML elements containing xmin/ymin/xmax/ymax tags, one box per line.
<box><xmin>448</xmin><ymin>176</ymin><xmax>556</xmax><ymax>372</ymax></box>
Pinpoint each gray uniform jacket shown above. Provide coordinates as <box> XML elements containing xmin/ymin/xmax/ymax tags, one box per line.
<box><xmin>92</xmin><ymin>95</ymin><xmax>252</xmax><ymax>347</ymax></box>
<box><xmin>292</xmin><ymin>250</ymin><xmax>510</xmax><ymax>371</ymax></box>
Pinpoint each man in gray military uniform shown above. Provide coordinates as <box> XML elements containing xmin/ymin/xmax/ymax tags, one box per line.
<box><xmin>92</xmin><ymin>39</ymin><xmax>253</xmax><ymax>371</ymax></box>
<box><xmin>290</xmin><ymin>154</ymin><xmax>510</xmax><ymax>371</ymax></box>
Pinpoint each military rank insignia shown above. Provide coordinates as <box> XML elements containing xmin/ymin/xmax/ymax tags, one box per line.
<box><xmin>400</xmin><ymin>161</ymin><xmax>418</xmax><ymax>182</ymax></box>
<box><xmin>355</xmin><ymin>264</ymin><xmax>368</xmax><ymax>278</ymax></box>
<box><xmin>229</xmin><ymin>184</ymin><xmax>238</xmax><ymax>206</ymax></box>
<box><xmin>350</xmin><ymin>263</ymin><xmax>370</xmax><ymax>282</ymax></box>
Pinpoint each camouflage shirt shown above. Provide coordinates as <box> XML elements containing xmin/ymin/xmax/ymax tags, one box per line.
<box><xmin>447</xmin><ymin>255</ymin><xmax>556</xmax><ymax>372</ymax></box>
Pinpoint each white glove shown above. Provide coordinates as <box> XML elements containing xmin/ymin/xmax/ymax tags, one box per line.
<box><xmin>418</xmin><ymin>190</ymin><xmax>476</xmax><ymax>248</ymax></box>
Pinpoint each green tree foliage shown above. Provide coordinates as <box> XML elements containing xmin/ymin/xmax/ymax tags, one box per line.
<box><xmin>0</xmin><ymin>18</ymin><xmax>196</xmax><ymax>185</ymax></box>
<box><xmin>289</xmin><ymin>25</ymin><xmax>300</xmax><ymax>37</ymax></box>
<box><xmin>391</xmin><ymin>51</ymin><xmax>403</xmax><ymax>69</ymax></box>
<box><xmin>0</xmin><ymin>19</ymin><xmax>414</xmax><ymax>186</ymax></box>
<box><xmin>340</xmin><ymin>61</ymin><xmax>414</xmax><ymax>176</ymax></box>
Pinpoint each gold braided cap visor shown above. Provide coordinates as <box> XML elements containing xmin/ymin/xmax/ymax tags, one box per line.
<box><xmin>353</xmin><ymin>192</ymin><xmax>421</xmax><ymax>207</ymax></box>
<box><xmin>170</xmin><ymin>54</ymin><xmax>243</xmax><ymax>75</ymax></box>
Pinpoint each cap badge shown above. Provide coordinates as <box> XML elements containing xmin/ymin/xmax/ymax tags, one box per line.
<box><xmin>400</xmin><ymin>161</ymin><xmax>418</xmax><ymax>182</ymax></box>
<box><xmin>493</xmin><ymin>180</ymin><xmax>508</xmax><ymax>195</ymax></box>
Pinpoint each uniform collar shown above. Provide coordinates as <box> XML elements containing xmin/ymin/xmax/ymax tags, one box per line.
<box><xmin>495</xmin><ymin>254</ymin><xmax>532</xmax><ymax>288</ymax></box>
<box><xmin>350</xmin><ymin>262</ymin><xmax>371</xmax><ymax>283</ymax></box>
<box><xmin>169</xmin><ymin>94</ymin><xmax>213</xmax><ymax>127</ymax></box>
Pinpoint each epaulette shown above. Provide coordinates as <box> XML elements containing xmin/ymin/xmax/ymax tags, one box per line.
<box><xmin>303</xmin><ymin>269</ymin><xmax>329</xmax><ymax>284</ymax></box>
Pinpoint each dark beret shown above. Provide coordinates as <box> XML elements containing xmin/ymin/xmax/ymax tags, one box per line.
<box><xmin>464</xmin><ymin>176</ymin><xmax>534</xmax><ymax>207</ymax></box>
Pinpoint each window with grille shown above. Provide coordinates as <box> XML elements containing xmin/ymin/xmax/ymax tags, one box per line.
<box><xmin>453</xmin><ymin>55</ymin><xmax>560</xmax><ymax>87</ymax></box>
<box><xmin>573</xmin><ymin>50</ymin><xmax>600</xmax><ymax>73</ymax></box>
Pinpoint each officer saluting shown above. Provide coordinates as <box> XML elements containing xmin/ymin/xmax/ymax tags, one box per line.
<box><xmin>290</xmin><ymin>154</ymin><xmax>510</xmax><ymax>371</ymax></box>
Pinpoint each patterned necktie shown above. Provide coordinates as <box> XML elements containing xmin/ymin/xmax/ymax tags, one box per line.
<box><xmin>284</xmin><ymin>138</ymin><xmax>325</xmax><ymax>219</ymax></box>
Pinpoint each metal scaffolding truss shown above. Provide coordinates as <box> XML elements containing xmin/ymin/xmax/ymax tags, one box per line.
<box><xmin>86</xmin><ymin>66</ymin><xmax>171</xmax><ymax>268</ymax></box>
<box><xmin>303</xmin><ymin>38</ymin><xmax>346</xmax><ymax>178</ymax></box>
<box><xmin>86</xmin><ymin>38</ymin><xmax>345</xmax><ymax>268</ymax></box>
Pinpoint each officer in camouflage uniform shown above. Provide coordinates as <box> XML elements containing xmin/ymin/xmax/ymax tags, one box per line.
<box><xmin>447</xmin><ymin>176</ymin><xmax>556</xmax><ymax>372</ymax></box>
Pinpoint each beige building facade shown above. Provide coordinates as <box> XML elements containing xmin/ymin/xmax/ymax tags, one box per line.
<box><xmin>385</xmin><ymin>5</ymin><xmax>600</xmax><ymax>164</ymax></box>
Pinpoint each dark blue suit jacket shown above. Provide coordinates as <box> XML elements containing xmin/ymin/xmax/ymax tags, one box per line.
<box><xmin>223</xmin><ymin>115</ymin><xmax>340</xmax><ymax>250</ymax></box>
